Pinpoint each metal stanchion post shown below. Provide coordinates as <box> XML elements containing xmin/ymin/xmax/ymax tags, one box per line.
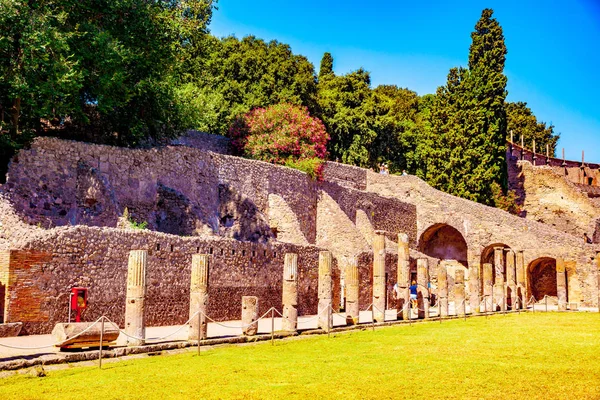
<box><xmin>371</xmin><ymin>306</ymin><xmax>375</xmax><ymax>332</ymax></box>
<box><xmin>328</xmin><ymin>305</ymin><xmax>331</xmax><ymax>339</ymax></box>
<box><xmin>271</xmin><ymin>308</ymin><xmax>274</xmax><ymax>346</ymax></box>
<box><xmin>99</xmin><ymin>317</ymin><xmax>104</xmax><ymax>369</ymax></box>
<box><xmin>197</xmin><ymin>310</ymin><xmax>202</xmax><ymax>356</ymax></box>
<box><xmin>409</xmin><ymin>302</ymin><xmax>412</xmax><ymax>327</ymax></box>
<box><xmin>545</xmin><ymin>296</ymin><xmax>548</xmax><ymax>312</ymax></box>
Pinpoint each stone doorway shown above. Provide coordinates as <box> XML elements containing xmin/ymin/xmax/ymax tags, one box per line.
<box><xmin>418</xmin><ymin>224</ymin><xmax>468</xmax><ymax>267</ymax></box>
<box><xmin>528</xmin><ymin>257</ymin><xmax>557</xmax><ymax>302</ymax></box>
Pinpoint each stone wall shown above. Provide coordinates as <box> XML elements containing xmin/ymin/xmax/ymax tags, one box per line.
<box><xmin>507</xmin><ymin>143</ymin><xmax>600</xmax><ymax>242</ymax></box>
<box><xmin>322</xmin><ymin>162</ymin><xmax>367</xmax><ymax>191</ymax></box>
<box><xmin>170</xmin><ymin>131</ymin><xmax>232</xmax><ymax>155</ymax></box>
<box><xmin>0</xmin><ymin>226</ymin><xmax>372</xmax><ymax>334</ymax></box>
<box><xmin>366</xmin><ymin>171</ymin><xmax>599</xmax><ymax>306</ymax></box>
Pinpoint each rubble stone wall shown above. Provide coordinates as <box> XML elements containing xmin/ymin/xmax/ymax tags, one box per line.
<box><xmin>0</xmin><ymin>227</ymin><xmax>375</xmax><ymax>334</ymax></box>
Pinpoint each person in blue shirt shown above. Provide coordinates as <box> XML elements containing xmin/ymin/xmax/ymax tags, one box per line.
<box><xmin>409</xmin><ymin>280</ymin><xmax>418</xmax><ymax>308</ymax></box>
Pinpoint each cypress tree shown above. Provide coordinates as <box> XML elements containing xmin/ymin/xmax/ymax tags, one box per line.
<box><xmin>318</xmin><ymin>52</ymin><xmax>334</xmax><ymax>80</ymax></box>
<box><xmin>426</xmin><ymin>8</ymin><xmax>508</xmax><ymax>205</ymax></box>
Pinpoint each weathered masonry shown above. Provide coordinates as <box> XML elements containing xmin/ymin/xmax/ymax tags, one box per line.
<box><xmin>0</xmin><ymin>136</ymin><xmax>598</xmax><ymax>334</ymax></box>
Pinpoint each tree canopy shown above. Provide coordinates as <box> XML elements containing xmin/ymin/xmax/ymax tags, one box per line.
<box><xmin>0</xmin><ymin>4</ymin><xmax>560</xmax><ymax>212</ymax></box>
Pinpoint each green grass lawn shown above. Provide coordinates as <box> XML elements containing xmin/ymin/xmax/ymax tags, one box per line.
<box><xmin>1</xmin><ymin>313</ymin><xmax>599</xmax><ymax>399</ymax></box>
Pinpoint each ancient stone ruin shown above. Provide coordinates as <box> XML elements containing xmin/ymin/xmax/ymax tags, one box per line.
<box><xmin>0</xmin><ymin>135</ymin><xmax>598</xmax><ymax>337</ymax></box>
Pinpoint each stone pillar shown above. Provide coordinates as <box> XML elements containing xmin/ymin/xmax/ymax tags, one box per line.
<box><xmin>125</xmin><ymin>250</ymin><xmax>147</xmax><ymax>346</ymax></box>
<box><xmin>417</xmin><ymin>258</ymin><xmax>429</xmax><ymax>319</ymax></box>
<box><xmin>372</xmin><ymin>231</ymin><xmax>386</xmax><ymax>323</ymax></box>
<box><xmin>515</xmin><ymin>250</ymin><xmax>525</xmax><ymax>309</ymax></box>
<box><xmin>282</xmin><ymin>253</ymin><xmax>298</xmax><ymax>332</ymax></box>
<box><xmin>506</xmin><ymin>250</ymin><xmax>517</xmax><ymax>310</ymax></box>
<box><xmin>397</xmin><ymin>233</ymin><xmax>410</xmax><ymax>320</ymax></box>
<box><xmin>455</xmin><ymin>269</ymin><xmax>466</xmax><ymax>317</ymax></box>
<box><xmin>468</xmin><ymin>255</ymin><xmax>480</xmax><ymax>314</ymax></box>
<box><xmin>345</xmin><ymin>258</ymin><xmax>359</xmax><ymax>325</ymax></box>
<box><xmin>188</xmin><ymin>254</ymin><xmax>209</xmax><ymax>341</ymax></box>
<box><xmin>318</xmin><ymin>251</ymin><xmax>333</xmax><ymax>331</ymax></box>
<box><xmin>437</xmin><ymin>261</ymin><xmax>448</xmax><ymax>317</ymax></box>
<box><xmin>483</xmin><ymin>263</ymin><xmax>493</xmax><ymax>312</ymax></box>
<box><xmin>242</xmin><ymin>296</ymin><xmax>259</xmax><ymax>336</ymax></box>
<box><xmin>556</xmin><ymin>258</ymin><xmax>567</xmax><ymax>311</ymax></box>
<box><xmin>493</xmin><ymin>247</ymin><xmax>505</xmax><ymax>311</ymax></box>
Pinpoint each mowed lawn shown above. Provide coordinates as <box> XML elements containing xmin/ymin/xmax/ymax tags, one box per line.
<box><xmin>1</xmin><ymin>313</ymin><xmax>599</xmax><ymax>400</ymax></box>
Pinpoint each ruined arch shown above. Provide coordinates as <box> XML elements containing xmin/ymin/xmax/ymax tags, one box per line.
<box><xmin>418</xmin><ymin>223</ymin><xmax>468</xmax><ymax>267</ymax></box>
<box><xmin>480</xmin><ymin>243</ymin><xmax>511</xmax><ymax>284</ymax></box>
<box><xmin>528</xmin><ymin>257</ymin><xmax>557</xmax><ymax>301</ymax></box>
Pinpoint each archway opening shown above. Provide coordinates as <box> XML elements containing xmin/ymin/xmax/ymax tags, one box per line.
<box><xmin>418</xmin><ymin>224</ymin><xmax>468</xmax><ymax>267</ymax></box>
<box><xmin>528</xmin><ymin>257</ymin><xmax>557</xmax><ymax>301</ymax></box>
<box><xmin>479</xmin><ymin>243</ymin><xmax>511</xmax><ymax>293</ymax></box>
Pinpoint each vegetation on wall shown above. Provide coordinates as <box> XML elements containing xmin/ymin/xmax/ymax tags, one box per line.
<box><xmin>228</xmin><ymin>103</ymin><xmax>328</xmax><ymax>179</ymax></box>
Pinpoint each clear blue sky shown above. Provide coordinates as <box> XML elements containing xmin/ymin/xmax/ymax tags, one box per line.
<box><xmin>209</xmin><ymin>0</ymin><xmax>600</xmax><ymax>163</ymax></box>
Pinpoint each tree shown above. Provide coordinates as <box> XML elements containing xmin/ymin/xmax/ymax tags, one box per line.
<box><xmin>0</xmin><ymin>0</ymin><xmax>82</xmax><ymax>170</ymax></box>
<box><xmin>318</xmin><ymin>52</ymin><xmax>334</xmax><ymax>79</ymax></box>
<box><xmin>0</xmin><ymin>0</ymin><xmax>215</xmax><ymax>147</ymax></box>
<box><xmin>506</xmin><ymin>101</ymin><xmax>558</xmax><ymax>155</ymax></box>
<box><xmin>227</xmin><ymin>103</ymin><xmax>329</xmax><ymax>179</ymax></box>
<box><xmin>190</xmin><ymin>36</ymin><xmax>319</xmax><ymax>134</ymax></box>
<box><xmin>317</xmin><ymin>65</ymin><xmax>378</xmax><ymax>168</ymax></box>
<box><xmin>425</xmin><ymin>9</ymin><xmax>508</xmax><ymax>206</ymax></box>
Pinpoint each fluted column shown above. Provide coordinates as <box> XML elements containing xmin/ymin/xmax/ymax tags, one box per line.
<box><xmin>483</xmin><ymin>263</ymin><xmax>493</xmax><ymax>312</ymax></box>
<box><xmin>345</xmin><ymin>258</ymin><xmax>359</xmax><ymax>325</ymax></box>
<box><xmin>125</xmin><ymin>250</ymin><xmax>147</xmax><ymax>346</ymax></box>
<box><xmin>372</xmin><ymin>231</ymin><xmax>386</xmax><ymax>323</ymax></box>
<box><xmin>437</xmin><ymin>261</ymin><xmax>448</xmax><ymax>317</ymax></box>
<box><xmin>493</xmin><ymin>247</ymin><xmax>505</xmax><ymax>311</ymax></box>
<box><xmin>556</xmin><ymin>257</ymin><xmax>567</xmax><ymax>311</ymax></box>
<box><xmin>417</xmin><ymin>258</ymin><xmax>429</xmax><ymax>319</ymax></box>
<box><xmin>515</xmin><ymin>250</ymin><xmax>525</xmax><ymax>309</ymax></box>
<box><xmin>506</xmin><ymin>250</ymin><xmax>517</xmax><ymax>310</ymax></box>
<box><xmin>318</xmin><ymin>251</ymin><xmax>333</xmax><ymax>331</ymax></box>
<box><xmin>455</xmin><ymin>269</ymin><xmax>466</xmax><ymax>317</ymax></box>
<box><xmin>397</xmin><ymin>233</ymin><xmax>410</xmax><ymax>320</ymax></box>
<box><xmin>282</xmin><ymin>253</ymin><xmax>298</xmax><ymax>332</ymax></box>
<box><xmin>188</xmin><ymin>254</ymin><xmax>209</xmax><ymax>341</ymax></box>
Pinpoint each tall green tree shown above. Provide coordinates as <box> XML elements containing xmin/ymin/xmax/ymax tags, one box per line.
<box><xmin>317</xmin><ymin>64</ymin><xmax>377</xmax><ymax>167</ymax></box>
<box><xmin>506</xmin><ymin>101</ymin><xmax>558</xmax><ymax>155</ymax></box>
<box><xmin>425</xmin><ymin>9</ymin><xmax>508</xmax><ymax>206</ymax></box>
<box><xmin>193</xmin><ymin>35</ymin><xmax>318</xmax><ymax>134</ymax></box>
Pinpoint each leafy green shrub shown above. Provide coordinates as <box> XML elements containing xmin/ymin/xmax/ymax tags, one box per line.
<box><xmin>228</xmin><ymin>103</ymin><xmax>329</xmax><ymax>179</ymax></box>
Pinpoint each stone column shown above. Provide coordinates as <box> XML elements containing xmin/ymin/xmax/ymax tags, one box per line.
<box><xmin>483</xmin><ymin>263</ymin><xmax>493</xmax><ymax>312</ymax></box>
<box><xmin>188</xmin><ymin>254</ymin><xmax>209</xmax><ymax>341</ymax></box>
<box><xmin>417</xmin><ymin>258</ymin><xmax>429</xmax><ymax>319</ymax></box>
<box><xmin>282</xmin><ymin>253</ymin><xmax>298</xmax><ymax>332</ymax></box>
<box><xmin>372</xmin><ymin>231</ymin><xmax>386</xmax><ymax>323</ymax></box>
<box><xmin>318</xmin><ymin>251</ymin><xmax>333</xmax><ymax>331</ymax></box>
<box><xmin>516</xmin><ymin>250</ymin><xmax>525</xmax><ymax>309</ymax></box>
<box><xmin>397</xmin><ymin>233</ymin><xmax>410</xmax><ymax>320</ymax></box>
<box><xmin>493</xmin><ymin>247</ymin><xmax>505</xmax><ymax>311</ymax></box>
<box><xmin>345</xmin><ymin>258</ymin><xmax>359</xmax><ymax>325</ymax></box>
<box><xmin>468</xmin><ymin>255</ymin><xmax>480</xmax><ymax>314</ymax></box>
<box><xmin>455</xmin><ymin>269</ymin><xmax>466</xmax><ymax>317</ymax></box>
<box><xmin>506</xmin><ymin>250</ymin><xmax>517</xmax><ymax>310</ymax></box>
<box><xmin>242</xmin><ymin>296</ymin><xmax>259</xmax><ymax>336</ymax></box>
<box><xmin>125</xmin><ymin>250</ymin><xmax>147</xmax><ymax>346</ymax></box>
<box><xmin>437</xmin><ymin>261</ymin><xmax>448</xmax><ymax>317</ymax></box>
<box><xmin>556</xmin><ymin>257</ymin><xmax>567</xmax><ymax>311</ymax></box>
